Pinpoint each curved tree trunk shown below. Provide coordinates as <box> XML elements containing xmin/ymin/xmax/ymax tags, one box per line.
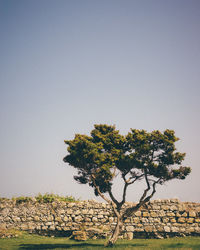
<box><xmin>106</xmin><ymin>215</ymin><xmax>122</xmax><ymax>247</ymax></box>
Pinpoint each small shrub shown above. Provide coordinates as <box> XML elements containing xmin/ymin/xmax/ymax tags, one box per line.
<box><xmin>0</xmin><ymin>197</ymin><xmax>9</xmax><ymax>202</ymax></box>
<box><xmin>35</xmin><ymin>193</ymin><xmax>77</xmax><ymax>203</ymax></box>
<box><xmin>12</xmin><ymin>196</ymin><xmax>32</xmax><ymax>204</ymax></box>
<box><xmin>1</xmin><ymin>193</ymin><xmax>78</xmax><ymax>204</ymax></box>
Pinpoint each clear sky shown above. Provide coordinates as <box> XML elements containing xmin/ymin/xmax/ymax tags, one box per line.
<box><xmin>0</xmin><ymin>0</ymin><xmax>200</xmax><ymax>202</ymax></box>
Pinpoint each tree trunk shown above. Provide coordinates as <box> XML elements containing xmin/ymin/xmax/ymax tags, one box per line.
<box><xmin>106</xmin><ymin>215</ymin><xmax>122</xmax><ymax>247</ymax></box>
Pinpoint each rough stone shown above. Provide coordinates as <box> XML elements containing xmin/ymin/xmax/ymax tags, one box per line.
<box><xmin>126</xmin><ymin>232</ymin><xmax>133</xmax><ymax>240</ymax></box>
<box><xmin>164</xmin><ymin>226</ymin><xmax>171</xmax><ymax>232</ymax></box>
<box><xmin>134</xmin><ymin>211</ymin><xmax>141</xmax><ymax>217</ymax></box>
<box><xmin>126</xmin><ymin>226</ymin><xmax>134</xmax><ymax>231</ymax></box>
<box><xmin>0</xmin><ymin>198</ymin><xmax>200</xmax><ymax>239</ymax></box>
<box><xmin>178</xmin><ymin>217</ymin><xmax>186</xmax><ymax>223</ymax></box>
<box><xmin>144</xmin><ymin>226</ymin><xmax>154</xmax><ymax>232</ymax></box>
<box><xmin>189</xmin><ymin>211</ymin><xmax>196</xmax><ymax>217</ymax></box>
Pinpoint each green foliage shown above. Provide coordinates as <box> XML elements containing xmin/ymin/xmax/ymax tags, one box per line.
<box><xmin>12</xmin><ymin>196</ymin><xmax>32</xmax><ymax>204</ymax></box>
<box><xmin>0</xmin><ymin>197</ymin><xmax>9</xmax><ymax>202</ymax></box>
<box><xmin>64</xmin><ymin>124</ymin><xmax>191</xmax><ymax>197</ymax></box>
<box><xmin>64</xmin><ymin>124</ymin><xmax>125</xmax><ymax>195</ymax></box>
<box><xmin>2</xmin><ymin>194</ymin><xmax>77</xmax><ymax>203</ymax></box>
<box><xmin>35</xmin><ymin>193</ymin><xmax>77</xmax><ymax>203</ymax></box>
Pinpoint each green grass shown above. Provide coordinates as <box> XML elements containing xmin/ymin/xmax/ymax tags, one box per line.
<box><xmin>0</xmin><ymin>232</ymin><xmax>200</xmax><ymax>250</ymax></box>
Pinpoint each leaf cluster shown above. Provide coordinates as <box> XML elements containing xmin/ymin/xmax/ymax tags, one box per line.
<box><xmin>63</xmin><ymin>125</ymin><xmax>191</xmax><ymax>196</ymax></box>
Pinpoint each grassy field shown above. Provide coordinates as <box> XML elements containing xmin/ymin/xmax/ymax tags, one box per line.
<box><xmin>0</xmin><ymin>232</ymin><xmax>200</xmax><ymax>250</ymax></box>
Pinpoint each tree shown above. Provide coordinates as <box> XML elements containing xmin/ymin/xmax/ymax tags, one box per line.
<box><xmin>63</xmin><ymin>124</ymin><xmax>191</xmax><ymax>246</ymax></box>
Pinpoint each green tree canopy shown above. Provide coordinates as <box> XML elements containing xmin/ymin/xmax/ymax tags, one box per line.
<box><xmin>63</xmin><ymin>124</ymin><xmax>191</xmax><ymax>246</ymax></box>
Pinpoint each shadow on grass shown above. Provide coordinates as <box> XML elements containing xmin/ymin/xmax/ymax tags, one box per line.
<box><xmin>19</xmin><ymin>242</ymin><xmax>147</xmax><ymax>249</ymax></box>
<box><xmin>165</xmin><ymin>243</ymin><xmax>200</xmax><ymax>249</ymax></box>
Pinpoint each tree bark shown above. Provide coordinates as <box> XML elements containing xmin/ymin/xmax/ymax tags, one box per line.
<box><xmin>106</xmin><ymin>215</ymin><xmax>122</xmax><ymax>247</ymax></box>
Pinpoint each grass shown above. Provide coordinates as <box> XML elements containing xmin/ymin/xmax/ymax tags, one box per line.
<box><xmin>0</xmin><ymin>232</ymin><xmax>200</xmax><ymax>250</ymax></box>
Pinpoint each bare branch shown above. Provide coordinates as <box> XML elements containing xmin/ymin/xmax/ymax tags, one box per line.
<box><xmin>120</xmin><ymin>182</ymin><xmax>128</xmax><ymax>206</ymax></box>
<box><xmin>139</xmin><ymin>170</ymin><xmax>150</xmax><ymax>202</ymax></box>
<box><xmin>128</xmin><ymin>174</ymin><xmax>145</xmax><ymax>184</ymax></box>
<box><xmin>91</xmin><ymin>174</ymin><xmax>121</xmax><ymax>217</ymax></box>
<box><xmin>108</xmin><ymin>189</ymin><xmax>120</xmax><ymax>206</ymax></box>
<box><xmin>122</xmin><ymin>177</ymin><xmax>161</xmax><ymax>220</ymax></box>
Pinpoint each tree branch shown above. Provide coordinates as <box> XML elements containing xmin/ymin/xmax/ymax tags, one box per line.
<box><xmin>120</xmin><ymin>182</ymin><xmax>129</xmax><ymax>206</ymax></box>
<box><xmin>91</xmin><ymin>174</ymin><xmax>110</xmax><ymax>204</ymax></box>
<box><xmin>119</xmin><ymin>173</ymin><xmax>145</xmax><ymax>209</ymax></box>
<box><xmin>139</xmin><ymin>170</ymin><xmax>150</xmax><ymax>202</ymax></box>
<box><xmin>122</xmin><ymin>177</ymin><xmax>161</xmax><ymax>220</ymax></box>
<box><xmin>91</xmin><ymin>174</ymin><xmax>120</xmax><ymax>217</ymax></box>
<box><xmin>108</xmin><ymin>189</ymin><xmax>120</xmax><ymax>207</ymax></box>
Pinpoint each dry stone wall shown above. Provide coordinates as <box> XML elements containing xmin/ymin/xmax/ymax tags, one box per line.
<box><xmin>0</xmin><ymin>198</ymin><xmax>200</xmax><ymax>239</ymax></box>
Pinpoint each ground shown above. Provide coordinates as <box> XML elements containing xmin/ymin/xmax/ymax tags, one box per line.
<box><xmin>0</xmin><ymin>232</ymin><xmax>200</xmax><ymax>249</ymax></box>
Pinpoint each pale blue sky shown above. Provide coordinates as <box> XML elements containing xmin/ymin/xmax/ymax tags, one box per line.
<box><xmin>0</xmin><ymin>0</ymin><xmax>200</xmax><ymax>202</ymax></box>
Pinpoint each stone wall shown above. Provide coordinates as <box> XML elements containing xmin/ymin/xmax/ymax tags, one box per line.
<box><xmin>0</xmin><ymin>198</ymin><xmax>200</xmax><ymax>239</ymax></box>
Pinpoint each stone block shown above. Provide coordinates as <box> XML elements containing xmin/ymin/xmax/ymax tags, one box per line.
<box><xmin>55</xmin><ymin>217</ymin><xmax>62</xmax><ymax>223</ymax></box>
<box><xmin>164</xmin><ymin>226</ymin><xmax>170</xmax><ymax>232</ymax></box>
<box><xmin>126</xmin><ymin>226</ymin><xmax>134</xmax><ymax>231</ymax></box>
<box><xmin>134</xmin><ymin>211</ymin><xmax>141</xmax><ymax>217</ymax></box>
<box><xmin>188</xmin><ymin>227</ymin><xmax>195</xmax><ymax>233</ymax></box>
<box><xmin>12</xmin><ymin>217</ymin><xmax>21</xmax><ymax>222</ymax></box>
<box><xmin>150</xmin><ymin>212</ymin><xmax>157</xmax><ymax>217</ymax></box>
<box><xmin>63</xmin><ymin>216</ymin><xmax>68</xmax><ymax>222</ymax></box>
<box><xmin>179</xmin><ymin>227</ymin><xmax>186</xmax><ymax>232</ymax></box>
<box><xmin>92</xmin><ymin>217</ymin><xmax>98</xmax><ymax>222</ymax></box>
<box><xmin>158</xmin><ymin>210</ymin><xmax>166</xmax><ymax>217</ymax></box>
<box><xmin>133</xmin><ymin>217</ymin><xmax>140</xmax><ymax>223</ymax></box>
<box><xmin>152</xmin><ymin>205</ymin><xmax>160</xmax><ymax>210</ymax></box>
<box><xmin>162</xmin><ymin>218</ymin><xmax>169</xmax><ymax>223</ymax></box>
<box><xmin>20</xmin><ymin>224</ymin><xmax>28</xmax><ymax>230</ymax></box>
<box><xmin>178</xmin><ymin>217</ymin><xmax>186</xmax><ymax>223</ymax></box>
<box><xmin>144</xmin><ymin>226</ymin><xmax>154</xmax><ymax>232</ymax></box>
<box><xmin>67</xmin><ymin>203</ymin><xmax>76</xmax><ymax>208</ymax></box>
<box><xmin>88</xmin><ymin>209</ymin><xmax>94</xmax><ymax>215</ymax></box>
<box><xmin>166</xmin><ymin>212</ymin><xmax>175</xmax><ymax>217</ymax></box>
<box><xmin>74</xmin><ymin>210</ymin><xmax>81</xmax><ymax>215</ymax></box>
<box><xmin>189</xmin><ymin>211</ymin><xmax>196</xmax><ymax>217</ymax></box>
<box><xmin>153</xmin><ymin>218</ymin><xmax>161</xmax><ymax>223</ymax></box>
<box><xmin>156</xmin><ymin>226</ymin><xmax>164</xmax><ymax>231</ymax></box>
<box><xmin>74</xmin><ymin>215</ymin><xmax>82</xmax><ymax>222</ymax></box>
<box><xmin>109</xmin><ymin>217</ymin><xmax>114</xmax><ymax>223</ymax></box>
<box><xmin>66</xmin><ymin>209</ymin><xmax>73</xmax><ymax>214</ymax></box>
<box><xmin>182</xmin><ymin>212</ymin><xmax>188</xmax><ymax>217</ymax></box>
<box><xmin>49</xmin><ymin>225</ymin><xmax>55</xmax><ymax>230</ymax></box>
<box><xmin>46</xmin><ymin>222</ymin><xmax>52</xmax><ymax>226</ymax></box>
<box><xmin>33</xmin><ymin>216</ymin><xmax>40</xmax><ymax>222</ymax></box>
<box><xmin>126</xmin><ymin>232</ymin><xmax>133</xmax><ymax>240</ymax></box>
<box><xmin>170</xmin><ymin>205</ymin><xmax>178</xmax><ymax>211</ymax></box>
<box><xmin>73</xmin><ymin>231</ymin><xmax>87</xmax><ymax>241</ymax></box>
<box><xmin>171</xmin><ymin>226</ymin><xmax>179</xmax><ymax>232</ymax></box>
<box><xmin>162</xmin><ymin>205</ymin><xmax>170</xmax><ymax>210</ymax></box>
<box><xmin>187</xmin><ymin>218</ymin><xmax>194</xmax><ymax>224</ymax></box>
<box><xmin>57</xmin><ymin>209</ymin><xmax>65</xmax><ymax>214</ymax></box>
